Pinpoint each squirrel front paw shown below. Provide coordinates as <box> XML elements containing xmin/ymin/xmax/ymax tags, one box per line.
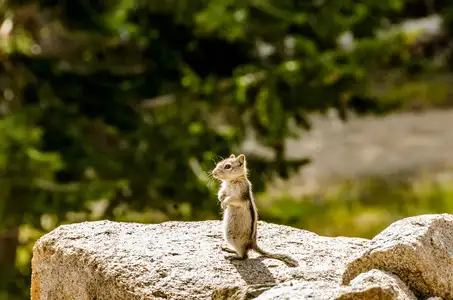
<box><xmin>218</xmin><ymin>192</ymin><xmax>227</xmax><ymax>202</ymax></box>
<box><xmin>220</xmin><ymin>196</ymin><xmax>232</xmax><ymax>209</ymax></box>
<box><xmin>220</xmin><ymin>201</ymin><xmax>226</xmax><ymax>210</ymax></box>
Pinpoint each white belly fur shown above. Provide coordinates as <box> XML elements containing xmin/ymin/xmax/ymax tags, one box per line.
<box><xmin>223</xmin><ymin>203</ymin><xmax>252</xmax><ymax>250</ymax></box>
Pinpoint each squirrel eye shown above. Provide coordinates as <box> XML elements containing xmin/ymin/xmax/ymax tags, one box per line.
<box><xmin>224</xmin><ymin>164</ymin><xmax>231</xmax><ymax>169</ymax></box>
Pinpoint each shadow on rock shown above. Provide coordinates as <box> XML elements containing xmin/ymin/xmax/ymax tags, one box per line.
<box><xmin>227</xmin><ymin>257</ymin><xmax>277</xmax><ymax>286</ymax></box>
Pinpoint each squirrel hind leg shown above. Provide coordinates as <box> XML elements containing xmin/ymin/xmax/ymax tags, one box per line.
<box><xmin>221</xmin><ymin>245</ymin><xmax>237</xmax><ymax>254</ymax></box>
<box><xmin>223</xmin><ymin>243</ymin><xmax>248</xmax><ymax>260</ymax></box>
<box><xmin>235</xmin><ymin>245</ymin><xmax>248</xmax><ymax>259</ymax></box>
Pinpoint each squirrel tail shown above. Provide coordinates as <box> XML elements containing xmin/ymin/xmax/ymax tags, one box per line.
<box><xmin>252</xmin><ymin>242</ymin><xmax>298</xmax><ymax>267</ymax></box>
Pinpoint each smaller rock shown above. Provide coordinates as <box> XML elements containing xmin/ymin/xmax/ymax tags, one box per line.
<box><xmin>342</xmin><ymin>214</ymin><xmax>453</xmax><ymax>299</ymax></box>
<box><xmin>346</xmin><ymin>270</ymin><xmax>417</xmax><ymax>300</ymax></box>
<box><xmin>256</xmin><ymin>269</ymin><xmax>416</xmax><ymax>300</ymax></box>
<box><xmin>255</xmin><ymin>280</ymin><xmax>356</xmax><ymax>300</ymax></box>
<box><xmin>255</xmin><ymin>280</ymin><xmax>394</xmax><ymax>300</ymax></box>
<box><xmin>336</xmin><ymin>287</ymin><xmax>395</xmax><ymax>300</ymax></box>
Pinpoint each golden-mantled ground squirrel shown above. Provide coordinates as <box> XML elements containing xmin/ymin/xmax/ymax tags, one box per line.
<box><xmin>212</xmin><ymin>154</ymin><xmax>298</xmax><ymax>267</ymax></box>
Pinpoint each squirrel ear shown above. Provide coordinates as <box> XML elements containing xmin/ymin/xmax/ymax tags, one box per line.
<box><xmin>237</xmin><ymin>154</ymin><xmax>246</xmax><ymax>164</ymax></box>
<box><xmin>229</xmin><ymin>154</ymin><xmax>236</xmax><ymax>158</ymax></box>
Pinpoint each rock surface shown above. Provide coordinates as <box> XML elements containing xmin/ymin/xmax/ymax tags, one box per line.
<box><xmin>31</xmin><ymin>214</ymin><xmax>453</xmax><ymax>300</ymax></box>
<box><xmin>31</xmin><ymin>220</ymin><xmax>368</xmax><ymax>300</ymax></box>
<box><xmin>342</xmin><ymin>214</ymin><xmax>453</xmax><ymax>299</ymax></box>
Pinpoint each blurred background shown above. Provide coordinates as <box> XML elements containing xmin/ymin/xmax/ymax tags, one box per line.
<box><xmin>2</xmin><ymin>0</ymin><xmax>453</xmax><ymax>299</ymax></box>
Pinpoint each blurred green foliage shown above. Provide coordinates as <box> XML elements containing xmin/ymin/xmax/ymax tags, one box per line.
<box><xmin>1</xmin><ymin>0</ymin><xmax>453</xmax><ymax>298</ymax></box>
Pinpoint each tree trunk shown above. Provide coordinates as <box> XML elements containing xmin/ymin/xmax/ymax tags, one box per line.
<box><xmin>0</xmin><ymin>226</ymin><xmax>19</xmax><ymax>289</ymax></box>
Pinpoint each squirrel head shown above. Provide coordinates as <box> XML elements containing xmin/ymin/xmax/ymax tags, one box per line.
<box><xmin>212</xmin><ymin>154</ymin><xmax>247</xmax><ymax>181</ymax></box>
